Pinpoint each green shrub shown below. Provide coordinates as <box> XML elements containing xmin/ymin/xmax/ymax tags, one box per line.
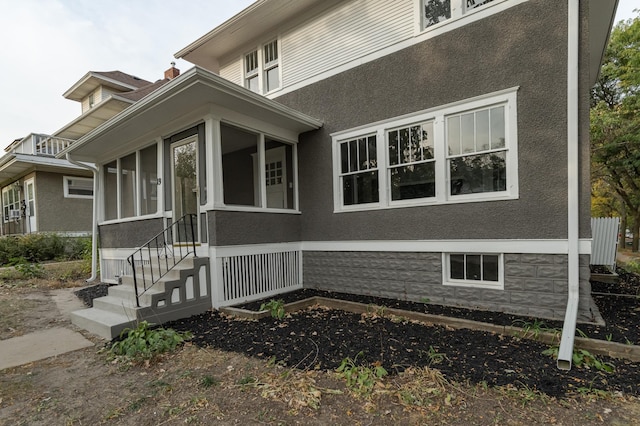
<box><xmin>14</xmin><ymin>261</ymin><xmax>45</xmax><ymax>279</ymax></box>
<box><xmin>0</xmin><ymin>234</ymin><xmax>91</xmax><ymax>266</ymax></box>
<box><xmin>259</xmin><ymin>299</ymin><xmax>286</xmax><ymax>319</ymax></box>
<box><xmin>110</xmin><ymin>321</ymin><xmax>192</xmax><ymax>362</ymax></box>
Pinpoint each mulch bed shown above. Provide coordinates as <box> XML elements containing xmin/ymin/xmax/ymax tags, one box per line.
<box><xmin>77</xmin><ymin>270</ymin><xmax>640</xmax><ymax>398</ymax></box>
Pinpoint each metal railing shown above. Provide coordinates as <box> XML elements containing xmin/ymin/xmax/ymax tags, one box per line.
<box><xmin>127</xmin><ymin>214</ymin><xmax>198</xmax><ymax>307</ymax></box>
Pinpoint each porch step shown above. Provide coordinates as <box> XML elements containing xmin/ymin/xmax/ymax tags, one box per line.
<box><xmin>70</xmin><ymin>308</ymin><xmax>137</xmax><ymax>340</ymax></box>
<box><xmin>71</xmin><ymin>256</ymin><xmax>212</xmax><ymax>339</ymax></box>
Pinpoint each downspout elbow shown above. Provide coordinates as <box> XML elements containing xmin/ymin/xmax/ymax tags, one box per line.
<box><xmin>66</xmin><ymin>153</ymin><xmax>99</xmax><ymax>283</ymax></box>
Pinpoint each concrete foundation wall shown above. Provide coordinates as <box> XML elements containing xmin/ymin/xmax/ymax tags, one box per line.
<box><xmin>303</xmin><ymin>251</ymin><xmax>597</xmax><ymax>323</ymax></box>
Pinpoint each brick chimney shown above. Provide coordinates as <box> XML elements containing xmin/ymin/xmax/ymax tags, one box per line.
<box><xmin>164</xmin><ymin>62</ymin><xmax>180</xmax><ymax>80</ymax></box>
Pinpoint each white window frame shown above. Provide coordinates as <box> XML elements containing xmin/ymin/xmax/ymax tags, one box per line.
<box><xmin>63</xmin><ymin>176</ymin><xmax>93</xmax><ymax>199</ymax></box>
<box><xmin>332</xmin><ymin>87</ymin><xmax>518</xmax><ymax>212</ymax></box>
<box><xmin>417</xmin><ymin>0</ymin><xmax>516</xmax><ymax>35</ymax></box>
<box><xmin>2</xmin><ymin>185</ymin><xmax>21</xmax><ymax>223</ymax></box>
<box><xmin>243</xmin><ymin>39</ymin><xmax>281</xmax><ymax>94</ymax></box>
<box><xmin>100</xmin><ymin>142</ymin><xmax>161</xmax><ymax>223</ymax></box>
<box><xmin>442</xmin><ymin>252</ymin><xmax>504</xmax><ymax>289</ymax></box>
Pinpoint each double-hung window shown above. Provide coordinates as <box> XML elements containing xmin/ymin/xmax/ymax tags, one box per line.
<box><xmin>2</xmin><ymin>185</ymin><xmax>20</xmax><ymax>222</ymax></box>
<box><xmin>64</xmin><ymin>176</ymin><xmax>93</xmax><ymax>198</ymax></box>
<box><xmin>388</xmin><ymin>122</ymin><xmax>436</xmax><ymax>201</ymax></box>
<box><xmin>333</xmin><ymin>88</ymin><xmax>517</xmax><ymax>212</ymax></box>
<box><xmin>423</xmin><ymin>0</ymin><xmax>499</xmax><ymax>30</ymax></box>
<box><xmin>339</xmin><ymin>135</ymin><xmax>378</xmax><ymax>206</ymax></box>
<box><xmin>447</xmin><ymin>105</ymin><xmax>506</xmax><ymax>196</ymax></box>
<box><xmin>244</xmin><ymin>40</ymin><xmax>280</xmax><ymax>94</ymax></box>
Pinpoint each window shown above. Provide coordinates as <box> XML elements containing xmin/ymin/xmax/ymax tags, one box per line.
<box><xmin>388</xmin><ymin>122</ymin><xmax>435</xmax><ymax>201</ymax></box>
<box><xmin>220</xmin><ymin>123</ymin><xmax>297</xmax><ymax>210</ymax></box>
<box><xmin>332</xmin><ymin>88</ymin><xmax>517</xmax><ymax>212</ymax></box>
<box><xmin>447</xmin><ymin>106</ymin><xmax>506</xmax><ymax>196</ymax></box>
<box><xmin>339</xmin><ymin>135</ymin><xmax>378</xmax><ymax>206</ymax></box>
<box><xmin>88</xmin><ymin>92</ymin><xmax>95</xmax><ymax>108</ymax></box>
<box><xmin>102</xmin><ymin>143</ymin><xmax>159</xmax><ymax>222</ymax></box>
<box><xmin>2</xmin><ymin>185</ymin><xmax>20</xmax><ymax>222</ymax></box>
<box><xmin>445</xmin><ymin>253</ymin><xmax>502</xmax><ymax>289</ymax></box>
<box><xmin>422</xmin><ymin>0</ymin><xmax>498</xmax><ymax>30</ymax></box>
<box><xmin>64</xmin><ymin>176</ymin><xmax>93</xmax><ymax>198</ymax></box>
<box><xmin>244</xmin><ymin>40</ymin><xmax>280</xmax><ymax>94</ymax></box>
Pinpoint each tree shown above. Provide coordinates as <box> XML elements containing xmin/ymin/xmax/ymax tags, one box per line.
<box><xmin>591</xmin><ymin>12</ymin><xmax>640</xmax><ymax>250</ymax></box>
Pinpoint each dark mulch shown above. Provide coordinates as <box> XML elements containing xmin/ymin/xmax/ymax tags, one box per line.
<box><xmin>74</xmin><ymin>283</ymin><xmax>114</xmax><ymax>307</ymax></box>
<box><xmin>78</xmin><ymin>270</ymin><xmax>640</xmax><ymax>398</ymax></box>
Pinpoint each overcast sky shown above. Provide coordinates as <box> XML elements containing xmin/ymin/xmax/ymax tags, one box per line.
<box><xmin>0</xmin><ymin>0</ymin><xmax>637</xmax><ymax>149</ymax></box>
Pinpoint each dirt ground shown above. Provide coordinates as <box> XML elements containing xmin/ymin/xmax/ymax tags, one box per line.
<box><xmin>2</xmin><ymin>265</ymin><xmax>640</xmax><ymax>425</ymax></box>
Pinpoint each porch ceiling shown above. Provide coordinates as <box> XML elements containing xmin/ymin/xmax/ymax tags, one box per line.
<box><xmin>0</xmin><ymin>154</ymin><xmax>88</xmax><ymax>186</ymax></box>
<box><xmin>58</xmin><ymin>66</ymin><xmax>323</xmax><ymax>163</ymax></box>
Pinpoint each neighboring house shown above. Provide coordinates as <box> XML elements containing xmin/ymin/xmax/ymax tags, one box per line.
<box><xmin>65</xmin><ymin>0</ymin><xmax>617</xmax><ymax>367</ymax></box>
<box><xmin>0</xmin><ymin>69</ymin><xmax>174</xmax><ymax>235</ymax></box>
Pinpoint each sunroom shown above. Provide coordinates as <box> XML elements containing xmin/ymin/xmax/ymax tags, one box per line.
<box><xmin>59</xmin><ymin>66</ymin><xmax>322</xmax><ymax>308</ymax></box>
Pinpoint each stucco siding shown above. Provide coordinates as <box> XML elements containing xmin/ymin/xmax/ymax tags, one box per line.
<box><xmin>209</xmin><ymin>210</ymin><xmax>301</xmax><ymax>246</ymax></box>
<box><xmin>98</xmin><ymin>217</ymin><xmax>165</xmax><ymax>248</ymax></box>
<box><xmin>275</xmin><ymin>0</ymin><xmax>575</xmax><ymax>242</ymax></box>
<box><xmin>36</xmin><ymin>171</ymin><xmax>92</xmax><ymax>233</ymax></box>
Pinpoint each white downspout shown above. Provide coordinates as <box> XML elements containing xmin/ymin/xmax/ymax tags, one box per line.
<box><xmin>557</xmin><ymin>0</ymin><xmax>580</xmax><ymax>370</ymax></box>
<box><xmin>66</xmin><ymin>153</ymin><xmax>99</xmax><ymax>282</ymax></box>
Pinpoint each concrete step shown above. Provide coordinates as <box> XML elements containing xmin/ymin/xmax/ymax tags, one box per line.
<box><xmin>70</xmin><ymin>308</ymin><xmax>137</xmax><ymax>340</ymax></box>
<box><xmin>92</xmin><ymin>295</ymin><xmax>140</xmax><ymax>318</ymax></box>
<box><xmin>108</xmin><ymin>284</ymin><xmax>164</xmax><ymax>306</ymax></box>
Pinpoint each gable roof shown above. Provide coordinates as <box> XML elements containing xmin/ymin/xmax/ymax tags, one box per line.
<box><xmin>63</xmin><ymin>70</ymin><xmax>153</xmax><ymax>102</ymax></box>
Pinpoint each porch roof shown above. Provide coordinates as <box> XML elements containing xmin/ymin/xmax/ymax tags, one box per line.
<box><xmin>0</xmin><ymin>154</ymin><xmax>88</xmax><ymax>187</ymax></box>
<box><xmin>58</xmin><ymin>66</ymin><xmax>323</xmax><ymax>162</ymax></box>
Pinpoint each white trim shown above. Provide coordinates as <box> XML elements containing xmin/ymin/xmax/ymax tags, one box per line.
<box><xmin>63</xmin><ymin>175</ymin><xmax>93</xmax><ymax>199</ymax></box>
<box><xmin>209</xmin><ymin>205</ymin><xmax>301</xmax><ymax>215</ymax></box>
<box><xmin>332</xmin><ymin>88</ymin><xmax>519</xmax><ymax>212</ymax></box>
<box><xmin>214</xmin><ymin>241</ymin><xmax>302</xmax><ymax>257</ymax></box>
<box><xmin>302</xmin><ymin>239</ymin><xmax>591</xmax><ymax>255</ymax></box>
<box><xmin>442</xmin><ymin>252</ymin><xmax>505</xmax><ymax>290</ymax></box>
<box><xmin>98</xmin><ymin>212</ymin><xmax>164</xmax><ymax>226</ymax></box>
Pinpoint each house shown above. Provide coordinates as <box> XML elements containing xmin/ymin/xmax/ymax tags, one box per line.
<box><xmin>0</xmin><ymin>69</ymin><xmax>174</xmax><ymax>235</ymax></box>
<box><xmin>64</xmin><ymin>0</ymin><xmax>617</xmax><ymax>369</ymax></box>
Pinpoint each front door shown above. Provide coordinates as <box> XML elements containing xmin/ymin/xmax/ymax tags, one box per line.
<box><xmin>171</xmin><ymin>137</ymin><xmax>199</xmax><ymax>243</ymax></box>
<box><xmin>24</xmin><ymin>178</ymin><xmax>36</xmax><ymax>233</ymax></box>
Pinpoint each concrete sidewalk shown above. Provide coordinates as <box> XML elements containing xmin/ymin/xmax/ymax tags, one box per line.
<box><xmin>0</xmin><ymin>287</ymin><xmax>96</xmax><ymax>371</ymax></box>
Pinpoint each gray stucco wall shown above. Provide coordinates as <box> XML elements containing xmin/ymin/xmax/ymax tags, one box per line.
<box><xmin>275</xmin><ymin>0</ymin><xmax>590</xmax><ymax>241</ymax></box>
<box><xmin>209</xmin><ymin>210</ymin><xmax>301</xmax><ymax>246</ymax></box>
<box><xmin>36</xmin><ymin>171</ymin><xmax>93</xmax><ymax>233</ymax></box>
<box><xmin>99</xmin><ymin>217</ymin><xmax>164</xmax><ymax>248</ymax></box>
<box><xmin>304</xmin><ymin>252</ymin><xmax>597</xmax><ymax>323</ymax></box>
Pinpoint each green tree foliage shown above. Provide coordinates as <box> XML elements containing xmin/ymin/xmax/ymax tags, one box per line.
<box><xmin>591</xmin><ymin>13</ymin><xmax>640</xmax><ymax>250</ymax></box>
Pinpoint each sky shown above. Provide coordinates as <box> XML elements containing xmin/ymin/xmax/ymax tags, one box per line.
<box><xmin>0</xmin><ymin>0</ymin><xmax>637</xmax><ymax>149</ymax></box>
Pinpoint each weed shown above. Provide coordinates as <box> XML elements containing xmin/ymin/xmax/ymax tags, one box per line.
<box><xmin>426</xmin><ymin>345</ymin><xmax>447</xmax><ymax>365</ymax></box>
<box><xmin>420</xmin><ymin>297</ymin><xmax>431</xmax><ymax>303</ymax></box>
<box><xmin>237</xmin><ymin>375</ymin><xmax>257</xmax><ymax>386</ymax></box>
<box><xmin>109</xmin><ymin>321</ymin><xmax>192</xmax><ymax>362</ymax></box>
<box><xmin>625</xmin><ymin>337</ymin><xmax>633</xmax><ymax>345</ymax></box>
<box><xmin>200</xmin><ymin>375</ymin><xmax>220</xmax><ymax>388</ymax></box>
<box><xmin>14</xmin><ymin>261</ymin><xmax>45</xmax><ymax>279</ymax></box>
<box><xmin>497</xmin><ymin>383</ymin><xmax>547</xmax><ymax>407</ymax></box>
<box><xmin>512</xmin><ymin>319</ymin><xmax>559</xmax><ymax>340</ymax></box>
<box><xmin>577</xmin><ymin>385</ymin><xmax>611</xmax><ymax>399</ymax></box>
<box><xmin>396</xmin><ymin>366</ymin><xmax>447</xmax><ymax>410</ymax></box>
<box><xmin>606</xmin><ymin>333</ymin><xmax>613</xmax><ymax>342</ymax></box>
<box><xmin>336</xmin><ymin>351</ymin><xmax>388</xmax><ymax>398</ymax></box>
<box><xmin>260</xmin><ymin>299</ymin><xmax>286</xmax><ymax>320</ymax></box>
<box><xmin>576</xmin><ymin>328</ymin><xmax>588</xmax><ymax>338</ymax></box>
<box><xmin>542</xmin><ymin>346</ymin><xmax>614</xmax><ymax>373</ymax></box>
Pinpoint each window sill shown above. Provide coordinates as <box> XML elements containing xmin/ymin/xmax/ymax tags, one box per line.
<box><xmin>443</xmin><ymin>279</ymin><xmax>504</xmax><ymax>290</ymax></box>
<box><xmin>210</xmin><ymin>205</ymin><xmax>301</xmax><ymax>215</ymax></box>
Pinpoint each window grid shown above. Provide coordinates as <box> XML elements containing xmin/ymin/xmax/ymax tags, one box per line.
<box><xmin>423</xmin><ymin>0</ymin><xmax>499</xmax><ymax>30</ymax></box>
<box><xmin>448</xmin><ymin>253</ymin><xmax>500</xmax><ymax>284</ymax></box>
<box><xmin>2</xmin><ymin>186</ymin><xmax>20</xmax><ymax>222</ymax></box>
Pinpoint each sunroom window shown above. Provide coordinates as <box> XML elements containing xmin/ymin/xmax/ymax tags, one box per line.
<box><xmin>339</xmin><ymin>135</ymin><xmax>378</xmax><ymax>206</ymax></box>
<box><xmin>447</xmin><ymin>105</ymin><xmax>506</xmax><ymax>196</ymax></box>
<box><xmin>2</xmin><ymin>185</ymin><xmax>20</xmax><ymax>222</ymax></box>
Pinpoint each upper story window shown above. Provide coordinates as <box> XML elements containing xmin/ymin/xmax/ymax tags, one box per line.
<box><xmin>88</xmin><ymin>91</ymin><xmax>95</xmax><ymax>108</ymax></box>
<box><xmin>244</xmin><ymin>40</ymin><xmax>281</xmax><ymax>94</ymax></box>
<box><xmin>332</xmin><ymin>88</ymin><xmax>518</xmax><ymax>212</ymax></box>
<box><xmin>423</xmin><ymin>0</ymin><xmax>498</xmax><ymax>30</ymax></box>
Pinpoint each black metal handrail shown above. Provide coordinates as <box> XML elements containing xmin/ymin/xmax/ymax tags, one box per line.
<box><xmin>126</xmin><ymin>214</ymin><xmax>198</xmax><ymax>307</ymax></box>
